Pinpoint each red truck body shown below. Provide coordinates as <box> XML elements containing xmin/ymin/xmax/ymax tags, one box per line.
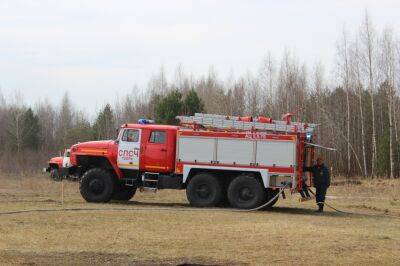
<box><xmin>69</xmin><ymin>125</ymin><xmax>178</xmax><ymax>177</ymax></box>
<box><xmin>58</xmin><ymin>113</ymin><xmax>317</xmax><ymax>209</ymax></box>
<box><xmin>48</xmin><ymin>156</ymin><xmax>63</xmax><ymax>169</ymax></box>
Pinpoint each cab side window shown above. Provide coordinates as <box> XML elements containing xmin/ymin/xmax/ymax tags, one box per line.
<box><xmin>121</xmin><ymin>129</ymin><xmax>139</xmax><ymax>142</ymax></box>
<box><xmin>149</xmin><ymin>131</ymin><xmax>166</xmax><ymax>144</ymax></box>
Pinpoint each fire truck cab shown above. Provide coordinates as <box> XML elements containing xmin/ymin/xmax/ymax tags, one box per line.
<box><xmin>116</xmin><ymin>124</ymin><xmax>178</xmax><ymax>174</ymax></box>
<box><xmin>65</xmin><ymin>113</ymin><xmax>317</xmax><ymax>209</ymax></box>
<box><xmin>44</xmin><ymin>149</ymin><xmax>71</xmax><ymax>181</ymax></box>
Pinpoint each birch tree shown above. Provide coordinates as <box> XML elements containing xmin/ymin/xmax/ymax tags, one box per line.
<box><xmin>351</xmin><ymin>39</ymin><xmax>368</xmax><ymax>177</ymax></box>
<box><xmin>35</xmin><ymin>99</ymin><xmax>56</xmax><ymax>151</ymax></box>
<box><xmin>336</xmin><ymin>28</ymin><xmax>352</xmax><ymax>176</ymax></box>
<box><xmin>360</xmin><ymin>12</ymin><xmax>378</xmax><ymax>177</ymax></box>
<box><xmin>258</xmin><ymin>52</ymin><xmax>276</xmax><ymax>116</ymax></box>
<box><xmin>380</xmin><ymin>28</ymin><xmax>396</xmax><ymax>178</ymax></box>
<box><xmin>56</xmin><ymin>93</ymin><xmax>73</xmax><ymax>149</ymax></box>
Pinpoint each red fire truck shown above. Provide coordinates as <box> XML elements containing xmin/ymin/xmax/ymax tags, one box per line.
<box><xmin>44</xmin><ymin>149</ymin><xmax>72</xmax><ymax>181</ymax></box>
<box><xmin>57</xmin><ymin>113</ymin><xmax>317</xmax><ymax>209</ymax></box>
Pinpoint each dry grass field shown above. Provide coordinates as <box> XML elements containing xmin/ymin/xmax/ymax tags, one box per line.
<box><xmin>0</xmin><ymin>174</ymin><xmax>399</xmax><ymax>265</ymax></box>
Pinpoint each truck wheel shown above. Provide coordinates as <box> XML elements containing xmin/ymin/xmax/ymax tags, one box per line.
<box><xmin>186</xmin><ymin>173</ymin><xmax>222</xmax><ymax>207</ymax></box>
<box><xmin>262</xmin><ymin>188</ymin><xmax>279</xmax><ymax>209</ymax></box>
<box><xmin>50</xmin><ymin>169</ymin><xmax>61</xmax><ymax>181</ymax></box>
<box><xmin>227</xmin><ymin>175</ymin><xmax>266</xmax><ymax>209</ymax></box>
<box><xmin>80</xmin><ymin>168</ymin><xmax>114</xmax><ymax>203</ymax></box>
<box><xmin>112</xmin><ymin>183</ymin><xmax>137</xmax><ymax>201</ymax></box>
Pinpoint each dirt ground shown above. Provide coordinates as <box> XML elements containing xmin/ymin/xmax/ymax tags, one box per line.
<box><xmin>0</xmin><ymin>174</ymin><xmax>399</xmax><ymax>265</ymax></box>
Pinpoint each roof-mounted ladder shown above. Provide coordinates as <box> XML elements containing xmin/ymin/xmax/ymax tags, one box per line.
<box><xmin>176</xmin><ymin>113</ymin><xmax>316</xmax><ymax>134</ymax></box>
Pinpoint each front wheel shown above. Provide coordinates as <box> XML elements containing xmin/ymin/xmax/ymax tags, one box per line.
<box><xmin>227</xmin><ymin>175</ymin><xmax>266</xmax><ymax>209</ymax></box>
<box><xmin>80</xmin><ymin>168</ymin><xmax>114</xmax><ymax>203</ymax></box>
<box><xmin>112</xmin><ymin>182</ymin><xmax>137</xmax><ymax>201</ymax></box>
<box><xmin>50</xmin><ymin>169</ymin><xmax>61</xmax><ymax>181</ymax></box>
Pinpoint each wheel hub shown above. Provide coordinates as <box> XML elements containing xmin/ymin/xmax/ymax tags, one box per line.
<box><xmin>239</xmin><ymin>187</ymin><xmax>254</xmax><ymax>201</ymax></box>
<box><xmin>195</xmin><ymin>184</ymin><xmax>211</xmax><ymax>199</ymax></box>
<box><xmin>89</xmin><ymin>179</ymin><xmax>104</xmax><ymax>194</ymax></box>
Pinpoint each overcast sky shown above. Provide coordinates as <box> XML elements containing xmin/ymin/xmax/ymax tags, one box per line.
<box><xmin>1</xmin><ymin>0</ymin><xmax>400</xmax><ymax>115</ymax></box>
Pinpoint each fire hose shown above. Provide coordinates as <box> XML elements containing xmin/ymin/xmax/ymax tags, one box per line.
<box><xmin>307</xmin><ymin>188</ymin><xmax>348</xmax><ymax>214</ymax></box>
<box><xmin>0</xmin><ymin>184</ymin><xmax>289</xmax><ymax>215</ymax></box>
<box><xmin>0</xmin><ymin>185</ymin><xmax>398</xmax><ymax>218</ymax></box>
<box><xmin>235</xmin><ymin>183</ymin><xmax>290</xmax><ymax>212</ymax></box>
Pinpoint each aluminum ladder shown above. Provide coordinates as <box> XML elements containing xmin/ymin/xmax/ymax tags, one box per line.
<box><xmin>176</xmin><ymin>113</ymin><xmax>316</xmax><ymax>134</ymax></box>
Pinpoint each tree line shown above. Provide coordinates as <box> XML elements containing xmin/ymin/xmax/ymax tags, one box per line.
<box><xmin>1</xmin><ymin>14</ymin><xmax>400</xmax><ymax>178</ymax></box>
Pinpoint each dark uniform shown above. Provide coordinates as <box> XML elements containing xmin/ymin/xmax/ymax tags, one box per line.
<box><xmin>304</xmin><ymin>163</ymin><xmax>330</xmax><ymax>212</ymax></box>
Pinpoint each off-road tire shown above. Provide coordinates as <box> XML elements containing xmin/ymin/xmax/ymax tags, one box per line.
<box><xmin>112</xmin><ymin>182</ymin><xmax>137</xmax><ymax>201</ymax></box>
<box><xmin>50</xmin><ymin>169</ymin><xmax>61</xmax><ymax>181</ymax></box>
<box><xmin>80</xmin><ymin>168</ymin><xmax>114</xmax><ymax>203</ymax></box>
<box><xmin>262</xmin><ymin>188</ymin><xmax>279</xmax><ymax>209</ymax></box>
<box><xmin>227</xmin><ymin>175</ymin><xmax>266</xmax><ymax>209</ymax></box>
<box><xmin>186</xmin><ymin>173</ymin><xmax>223</xmax><ymax>207</ymax></box>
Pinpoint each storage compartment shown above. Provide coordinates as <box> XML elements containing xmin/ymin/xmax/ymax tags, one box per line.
<box><xmin>178</xmin><ymin>136</ymin><xmax>215</xmax><ymax>163</ymax></box>
<box><xmin>269</xmin><ymin>175</ymin><xmax>293</xmax><ymax>187</ymax></box>
<box><xmin>216</xmin><ymin>138</ymin><xmax>254</xmax><ymax>165</ymax></box>
<box><xmin>256</xmin><ymin>140</ymin><xmax>296</xmax><ymax>167</ymax></box>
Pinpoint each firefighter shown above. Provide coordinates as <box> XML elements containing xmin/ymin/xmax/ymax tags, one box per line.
<box><xmin>304</xmin><ymin>157</ymin><xmax>330</xmax><ymax>212</ymax></box>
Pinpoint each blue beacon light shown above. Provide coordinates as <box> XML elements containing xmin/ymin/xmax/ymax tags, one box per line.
<box><xmin>138</xmin><ymin>119</ymin><xmax>154</xmax><ymax>124</ymax></box>
<box><xmin>306</xmin><ymin>132</ymin><xmax>313</xmax><ymax>141</ymax></box>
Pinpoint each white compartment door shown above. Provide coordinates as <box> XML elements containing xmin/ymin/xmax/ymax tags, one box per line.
<box><xmin>178</xmin><ymin>137</ymin><xmax>215</xmax><ymax>163</ymax></box>
<box><xmin>256</xmin><ymin>140</ymin><xmax>296</xmax><ymax>167</ymax></box>
<box><xmin>216</xmin><ymin>138</ymin><xmax>254</xmax><ymax>165</ymax></box>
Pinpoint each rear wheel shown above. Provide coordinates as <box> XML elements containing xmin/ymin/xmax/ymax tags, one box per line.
<box><xmin>112</xmin><ymin>182</ymin><xmax>137</xmax><ymax>201</ymax></box>
<box><xmin>227</xmin><ymin>175</ymin><xmax>266</xmax><ymax>209</ymax></box>
<box><xmin>80</xmin><ymin>168</ymin><xmax>114</xmax><ymax>203</ymax></box>
<box><xmin>262</xmin><ymin>188</ymin><xmax>279</xmax><ymax>209</ymax></box>
<box><xmin>186</xmin><ymin>173</ymin><xmax>222</xmax><ymax>207</ymax></box>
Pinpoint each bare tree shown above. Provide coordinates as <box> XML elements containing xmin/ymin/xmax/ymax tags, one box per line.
<box><xmin>351</xmin><ymin>39</ymin><xmax>368</xmax><ymax>177</ymax></box>
<box><xmin>336</xmin><ymin>27</ymin><xmax>352</xmax><ymax>177</ymax></box>
<box><xmin>230</xmin><ymin>79</ymin><xmax>246</xmax><ymax>116</ymax></box>
<box><xmin>0</xmin><ymin>89</ymin><xmax>5</xmax><ymax>106</ymax></box>
<box><xmin>276</xmin><ymin>50</ymin><xmax>306</xmax><ymax>116</ymax></box>
<box><xmin>380</xmin><ymin>27</ymin><xmax>396</xmax><ymax>178</ymax></box>
<box><xmin>56</xmin><ymin>93</ymin><xmax>73</xmax><ymax>149</ymax></box>
<box><xmin>35</xmin><ymin>99</ymin><xmax>56</xmax><ymax>151</ymax></box>
<box><xmin>258</xmin><ymin>52</ymin><xmax>276</xmax><ymax>116</ymax></box>
<box><xmin>6</xmin><ymin>107</ymin><xmax>25</xmax><ymax>152</ymax></box>
<box><xmin>148</xmin><ymin>65</ymin><xmax>168</xmax><ymax>96</ymax></box>
<box><xmin>245</xmin><ymin>72</ymin><xmax>261</xmax><ymax>116</ymax></box>
<box><xmin>360</xmin><ymin>12</ymin><xmax>378</xmax><ymax>177</ymax></box>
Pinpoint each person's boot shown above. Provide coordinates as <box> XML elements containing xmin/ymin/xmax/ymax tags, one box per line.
<box><xmin>316</xmin><ymin>204</ymin><xmax>324</xmax><ymax>213</ymax></box>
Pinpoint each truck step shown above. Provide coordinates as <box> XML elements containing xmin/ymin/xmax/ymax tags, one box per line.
<box><xmin>124</xmin><ymin>178</ymin><xmax>137</xmax><ymax>187</ymax></box>
<box><xmin>139</xmin><ymin>187</ymin><xmax>157</xmax><ymax>193</ymax></box>
<box><xmin>142</xmin><ymin>172</ymin><xmax>159</xmax><ymax>188</ymax></box>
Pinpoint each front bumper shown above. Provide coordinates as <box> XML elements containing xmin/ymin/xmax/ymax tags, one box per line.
<box><xmin>43</xmin><ymin>166</ymin><xmax>70</xmax><ymax>177</ymax></box>
<box><xmin>58</xmin><ymin>167</ymin><xmax>70</xmax><ymax>177</ymax></box>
